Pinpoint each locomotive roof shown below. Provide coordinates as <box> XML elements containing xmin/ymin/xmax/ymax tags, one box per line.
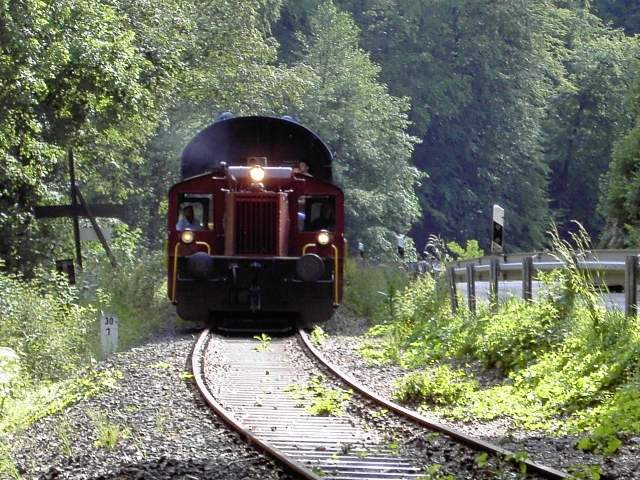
<box><xmin>181</xmin><ymin>116</ymin><xmax>333</xmax><ymax>182</ymax></box>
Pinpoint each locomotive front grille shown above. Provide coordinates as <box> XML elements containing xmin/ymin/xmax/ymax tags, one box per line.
<box><xmin>235</xmin><ymin>196</ymin><xmax>278</xmax><ymax>255</ymax></box>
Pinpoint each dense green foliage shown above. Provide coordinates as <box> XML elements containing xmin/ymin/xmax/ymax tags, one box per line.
<box><xmin>546</xmin><ymin>25</ymin><xmax>639</xmax><ymax>238</ymax></box>
<box><xmin>0</xmin><ymin>268</ymin><xmax>94</xmax><ymax>381</ymax></box>
<box><xmin>290</xmin><ymin>3</ymin><xmax>421</xmax><ymax>252</ymax></box>
<box><xmin>2</xmin><ymin>0</ymin><xmax>640</xmax><ymax>262</ymax></box>
<box><xmin>593</xmin><ymin>0</ymin><xmax>640</xmax><ymax>33</ymax></box>
<box><xmin>0</xmin><ymin>0</ymin><xmax>420</xmax><ymax>266</ymax></box>
<box><xmin>276</xmin><ymin>1</ymin><xmax>640</xmax><ymax>249</ymax></box>
<box><xmin>600</xmin><ymin>69</ymin><xmax>640</xmax><ymax>246</ymax></box>
<box><xmin>0</xmin><ymin>0</ymin><xmax>165</xmax><ymax>270</ymax></box>
<box><xmin>352</xmin><ymin>248</ymin><xmax>640</xmax><ymax>457</ymax></box>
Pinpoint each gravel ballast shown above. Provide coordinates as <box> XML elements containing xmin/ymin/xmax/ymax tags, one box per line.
<box><xmin>317</xmin><ymin>309</ymin><xmax>640</xmax><ymax>479</ymax></box>
<box><xmin>9</xmin><ymin>332</ymin><xmax>291</xmax><ymax>480</ymax></box>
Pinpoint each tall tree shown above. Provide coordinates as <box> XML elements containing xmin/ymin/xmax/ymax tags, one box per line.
<box><xmin>0</xmin><ymin>0</ymin><xmax>167</xmax><ymax>271</ymax></box>
<box><xmin>592</xmin><ymin>0</ymin><xmax>640</xmax><ymax>34</ymax></box>
<box><xmin>544</xmin><ymin>26</ymin><xmax>639</xmax><ymax>238</ymax></box>
<box><xmin>290</xmin><ymin>2</ymin><xmax>422</xmax><ymax>255</ymax></box>
<box><xmin>0</xmin><ymin>0</ymin><xmax>310</xmax><ymax>266</ymax></box>
<box><xmin>600</xmin><ymin>65</ymin><xmax>640</xmax><ymax>246</ymax></box>
<box><xmin>345</xmin><ymin>1</ymin><xmax>557</xmax><ymax>250</ymax></box>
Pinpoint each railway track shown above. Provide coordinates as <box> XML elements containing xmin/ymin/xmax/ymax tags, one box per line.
<box><xmin>191</xmin><ymin>329</ymin><xmax>570</xmax><ymax>480</ymax></box>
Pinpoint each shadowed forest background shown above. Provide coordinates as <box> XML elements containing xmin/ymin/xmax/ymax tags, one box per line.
<box><xmin>2</xmin><ymin>0</ymin><xmax>640</xmax><ymax>270</ymax></box>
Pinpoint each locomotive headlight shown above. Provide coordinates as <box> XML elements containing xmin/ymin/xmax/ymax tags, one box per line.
<box><xmin>249</xmin><ymin>165</ymin><xmax>265</xmax><ymax>182</ymax></box>
<box><xmin>181</xmin><ymin>230</ymin><xmax>195</xmax><ymax>244</ymax></box>
<box><xmin>317</xmin><ymin>230</ymin><xmax>331</xmax><ymax>246</ymax></box>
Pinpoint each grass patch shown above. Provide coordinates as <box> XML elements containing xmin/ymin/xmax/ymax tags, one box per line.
<box><xmin>285</xmin><ymin>375</ymin><xmax>352</xmax><ymax>416</ymax></box>
<box><xmin>90</xmin><ymin>412</ymin><xmax>131</xmax><ymax>450</ymax></box>
<box><xmin>0</xmin><ymin>370</ymin><xmax>120</xmax><ymax>434</ymax></box>
<box><xmin>0</xmin><ymin>443</ymin><xmax>19</xmax><ymax>479</ymax></box>
<box><xmin>344</xmin><ymin>259</ymin><xmax>409</xmax><ymax>319</ymax></box>
<box><xmin>393</xmin><ymin>365</ymin><xmax>477</xmax><ymax>406</ymax></box>
<box><xmin>79</xmin><ymin>226</ymin><xmax>174</xmax><ymax>354</ymax></box>
<box><xmin>310</xmin><ymin>326</ymin><xmax>328</xmax><ymax>346</ymax></box>
<box><xmin>0</xmin><ymin>225</ymin><xmax>171</xmax><ymax>468</ymax></box>
<box><xmin>253</xmin><ymin>333</ymin><xmax>272</xmax><ymax>352</ymax></box>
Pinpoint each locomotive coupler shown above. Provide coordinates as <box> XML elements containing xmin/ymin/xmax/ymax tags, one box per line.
<box><xmin>249</xmin><ymin>262</ymin><xmax>263</xmax><ymax>312</ymax></box>
<box><xmin>249</xmin><ymin>286</ymin><xmax>261</xmax><ymax>312</ymax></box>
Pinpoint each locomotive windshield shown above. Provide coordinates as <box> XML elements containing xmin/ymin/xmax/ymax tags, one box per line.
<box><xmin>176</xmin><ymin>193</ymin><xmax>213</xmax><ymax>231</ymax></box>
<box><xmin>298</xmin><ymin>196</ymin><xmax>336</xmax><ymax>231</ymax></box>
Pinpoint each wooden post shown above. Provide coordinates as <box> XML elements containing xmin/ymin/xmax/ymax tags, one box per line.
<box><xmin>489</xmin><ymin>259</ymin><xmax>500</xmax><ymax>308</ymax></box>
<box><xmin>447</xmin><ymin>267</ymin><xmax>458</xmax><ymax>313</ymax></box>
<box><xmin>522</xmin><ymin>256</ymin><xmax>533</xmax><ymax>301</ymax></box>
<box><xmin>466</xmin><ymin>263</ymin><xmax>476</xmax><ymax>314</ymax></box>
<box><xmin>75</xmin><ymin>187</ymin><xmax>118</xmax><ymax>268</ymax></box>
<box><xmin>68</xmin><ymin>150</ymin><xmax>82</xmax><ymax>270</ymax></box>
<box><xmin>625</xmin><ymin>255</ymin><xmax>637</xmax><ymax>317</ymax></box>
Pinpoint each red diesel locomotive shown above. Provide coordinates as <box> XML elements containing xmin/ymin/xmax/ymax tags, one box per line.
<box><xmin>167</xmin><ymin>115</ymin><xmax>344</xmax><ymax>329</ymax></box>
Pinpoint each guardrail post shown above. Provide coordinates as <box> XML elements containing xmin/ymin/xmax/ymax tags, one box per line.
<box><xmin>625</xmin><ymin>256</ymin><xmax>638</xmax><ymax>317</ymax></box>
<box><xmin>447</xmin><ymin>267</ymin><xmax>458</xmax><ymax>313</ymax></box>
<box><xmin>489</xmin><ymin>259</ymin><xmax>500</xmax><ymax>308</ymax></box>
<box><xmin>466</xmin><ymin>264</ymin><xmax>476</xmax><ymax>314</ymax></box>
<box><xmin>522</xmin><ymin>256</ymin><xmax>533</xmax><ymax>301</ymax></box>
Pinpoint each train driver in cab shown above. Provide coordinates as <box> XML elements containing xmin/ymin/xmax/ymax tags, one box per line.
<box><xmin>176</xmin><ymin>205</ymin><xmax>202</xmax><ymax>231</ymax></box>
<box><xmin>309</xmin><ymin>203</ymin><xmax>335</xmax><ymax>231</ymax></box>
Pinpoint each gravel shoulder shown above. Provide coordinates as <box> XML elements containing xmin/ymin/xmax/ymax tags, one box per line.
<box><xmin>317</xmin><ymin>309</ymin><xmax>640</xmax><ymax>479</ymax></box>
<box><xmin>9</xmin><ymin>331</ymin><xmax>291</xmax><ymax>480</ymax></box>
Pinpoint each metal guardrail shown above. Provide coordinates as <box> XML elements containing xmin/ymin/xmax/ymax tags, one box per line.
<box><xmin>446</xmin><ymin>249</ymin><xmax>640</xmax><ymax>316</ymax></box>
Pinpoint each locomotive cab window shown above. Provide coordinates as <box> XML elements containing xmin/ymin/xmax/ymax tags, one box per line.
<box><xmin>298</xmin><ymin>196</ymin><xmax>336</xmax><ymax>231</ymax></box>
<box><xmin>176</xmin><ymin>194</ymin><xmax>213</xmax><ymax>231</ymax></box>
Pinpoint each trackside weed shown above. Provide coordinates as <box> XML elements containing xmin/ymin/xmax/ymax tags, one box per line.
<box><xmin>253</xmin><ymin>333</ymin><xmax>272</xmax><ymax>352</ymax></box>
<box><xmin>285</xmin><ymin>375</ymin><xmax>351</xmax><ymax>416</ymax></box>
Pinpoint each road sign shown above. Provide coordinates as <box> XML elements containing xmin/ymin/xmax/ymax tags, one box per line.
<box><xmin>492</xmin><ymin>204</ymin><xmax>505</xmax><ymax>254</ymax></box>
<box><xmin>100</xmin><ymin>313</ymin><xmax>119</xmax><ymax>356</ymax></box>
<box><xmin>80</xmin><ymin>220</ymin><xmax>113</xmax><ymax>242</ymax></box>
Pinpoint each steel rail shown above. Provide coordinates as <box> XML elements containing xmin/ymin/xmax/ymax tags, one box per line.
<box><xmin>298</xmin><ymin>329</ymin><xmax>570</xmax><ymax>479</ymax></box>
<box><xmin>191</xmin><ymin>328</ymin><xmax>322</xmax><ymax>480</ymax></box>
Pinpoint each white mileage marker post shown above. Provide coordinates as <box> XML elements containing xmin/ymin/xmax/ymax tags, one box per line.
<box><xmin>491</xmin><ymin>204</ymin><xmax>505</xmax><ymax>254</ymax></box>
<box><xmin>101</xmin><ymin>313</ymin><xmax>118</xmax><ymax>356</ymax></box>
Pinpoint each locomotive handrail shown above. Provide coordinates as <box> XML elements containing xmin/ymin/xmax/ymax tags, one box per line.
<box><xmin>444</xmin><ymin>249</ymin><xmax>640</xmax><ymax>317</ymax></box>
<box><xmin>301</xmin><ymin>243</ymin><xmax>316</xmax><ymax>255</ymax></box>
<box><xmin>171</xmin><ymin>242</ymin><xmax>180</xmax><ymax>303</ymax></box>
<box><xmin>196</xmin><ymin>240</ymin><xmax>212</xmax><ymax>255</ymax></box>
<box><xmin>302</xmin><ymin>243</ymin><xmax>341</xmax><ymax>306</ymax></box>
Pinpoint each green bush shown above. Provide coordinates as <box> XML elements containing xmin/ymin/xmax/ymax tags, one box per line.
<box><xmin>355</xmin><ymin>227</ymin><xmax>640</xmax><ymax>455</ymax></box>
<box><xmin>359</xmin><ymin>273</ymin><xmax>458</xmax><ymax>367</ymax></box>
<box><xmin>473</xmin><ymin>298</ymin><xmax>562</xmax><ymax>372</ymax></box>
<box><xmin>393</xmin><ymin>365</ymin><xmax>477</xmax><ymax>406</ymax></box>
<box><xmin>79</xmin><ymin>225</ymin><xmax>174</xmax><ymax>352</ymax></box>
<box><xmin>447</xmin><ymin>239</ymin><xmax>484</xmax><ymax>260</ymax></box>
<box><xmin>0</xmin><ymin>269</ymin><xmax>94</xmax><ymax>381</ymax></box>
<box><xmin>344</xmin><ymin>259</ymin><xmax>409</xmax><ymax>318</ymax></box>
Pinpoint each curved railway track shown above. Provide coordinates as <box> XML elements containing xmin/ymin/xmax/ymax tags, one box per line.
<box><xmin>191</xmin><ymin>328</ymin><xmax>570</xmax><ymax>480</ymax></box>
